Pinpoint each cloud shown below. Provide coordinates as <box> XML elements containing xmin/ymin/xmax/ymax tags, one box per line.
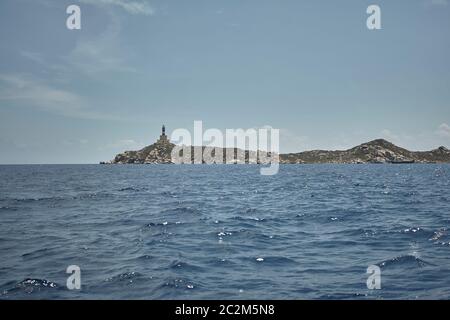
<box><xmin>0</xmin><ymin>74</ymin><xmax>119</xmax><ymax>120</ymax></box>
<box><xmin>19</xmin><ymin>10</ymin><xmax>137</xmax><ymax>78</ymax></box>
<box><xmin>279</xmin><ymin>129</ymin><xmax>309</xmax><ymax>152</ymax></box>
<box><xmin>375</xmin><ymin>125</ymin><xmax>450</xmax><ymax>151</ymax></box>
<box><xmin>67</xmin><ymin>37</ymin><xmax>136</xmax><ymax>75</ymax></box>
<box><xmin>79</xmin><ymin>139</ymin><xmax>89</xmax><ymax>145</ymax></box>
<box><xmin>99</xmin><ymin>139</ymin><xmax>144</xmax><ymax>151</ymax></box>
<box><xmin>12</xmin><ymin>17</ymin><xmax>139</xmax><ymax>122</ymax></box>
<box><xmin>12</xmin><ymin>13</ymin><xmax>142</xmax><ymax>122</ymax></box>
<box><xmin>381</xmin><ymin>129</ymin><xmax>399</xmax><ymax>141</ymax></box>
<box><xmin>427</xmin><ymin>0</ymin><xmax>449</xmax><ymax>6</ymax></box>
<box><xmin>80</xmin><ymin>0</ymin><xmax>155</xmax><ymax>15</ymax></box>
<box><xmin>436</xmin><ymin>123</ymin><xmax>450</xmax><ymax>138</ymax></box>
<box><xmin>20</xmin><ymin>51</ymin><xmax>46</xmax><ymax>64</ymax></box>
<box><xmin>65</xmin><ymin>11</ymin><xmax>138</xmax><ymax>76</ymax></box>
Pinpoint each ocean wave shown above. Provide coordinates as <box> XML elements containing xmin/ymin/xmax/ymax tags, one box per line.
<box><xmin>144</xmin><ymin>220</ymin><xmax>184</xmax><ymax>229</ymax></box>
<box><xmin>160</xmin><ymin>191</ymin><xmax>178</xmax><ymax>197</ymax></box>
<box><xmin>209</xmin><ymin>228</ymin><xmax>272</xmax><ymax>242</ymax></box>
<box><xmin>248</xmin><ymin>256</ymin><xmax>298</xmax><ymax>266</ymax></box>
<box><xmin>118</xmin><ymin>186</ymin><xmax>146</xmax><ymax>192</ymax></box>
<box><xmin>5</xmin><ymin>191</ymin><xmax>112</xmax><ymax>204</ymax></box>
<box><xmin>136</xmin><ymin>254</ymin><xmax>154</xmax><ymax>261</ymax></box>
<box><xmin>434</xmin><ymin>241</ymin><xmax>450</xmax><ymax>246</ymax></box>
<box><xmin>105</xmin><ymin>271</ymin><xmax>142</xmax><ymax>283</ymax></box>
<box><xmin>1</xmin><ymin>278</ymin><xmax>59</xmax><ymax>296</ymax></box>
<box><xmin>158</xmin><ymin>277</ymin><xmax>197</xmax><ymax>291</ymax></box>
<box><xmin>21</xmin><ymin>248</ymin><xmax>51</xmax><ymax>259</ymax></box>
<box><xmin>160</xmin><ymin>206</ymin><xmax>199</xmax><ymax>215</ymax></box>
<box><xmin>207</xmin><ymin>258</ymin><xmax>239</xmax><ymax>267</ymax></box>
<box><xmin>429</xmin><ymin>228</ymin><xmax>447</xmax><ymax>241</ymax></box>
<box><xmin>400</xmin><ymin>227</ymin><xmax>432</xmax><ymax>237</ymax></box>
<box><xmin>319</xmin><ymin>227</ymin><xmax>379</xmax><ymax>237</ymax></box>
<box><xmin>0</xmin><ymin>206</ymin><xmax>18</xmax><ymax>211</ymax></box>
<box><xmin>402</xmin><ymin>227</ymin><xmax>424</xmax><ymax>234</ymax></box>
<box><xmin>10</xmin><ymin>196</ymin><xmax>65</xmax><ymax>203</ymax></box>
<box><xmin>318</xmin><ymin>292</ymin><xmax>371</xmax><ymax>300</ymax></box>
<box><xmin>231</xmin><ymin>216</ymin><xmax>267</xmax><ymax>222</ymax></box>
<box><xmin>376</xmin><ymin>255</ymin><xmax>434</xmax><ymax>269</ymax></box>
<box><xmin>168</xmin><ymin>260</ymin><xmax>204</xmax><ymax>272</ymax></box>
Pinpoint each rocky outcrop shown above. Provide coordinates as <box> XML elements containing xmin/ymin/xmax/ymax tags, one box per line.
<box><xmin>279</xmin><ymin>139</ymin><xmax>450</xmax><ymax>164</ymax></box>
<box><xmin>107</xmin><ymin>137</ymin><xmax>175</xmax><ymax>164</ymax></box>
<box><xmin>103</xmin><ymin>137</ymin><xmax>450</xmax><ymax>164</ymax></box>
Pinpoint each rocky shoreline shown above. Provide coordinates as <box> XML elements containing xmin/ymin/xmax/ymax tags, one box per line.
<box><xmin>102</xmin><ymin>135</ymin><xmax>450</xmax><ymax>165</ymax></box>
<box><xmin>280</xmin><ymin>139</ymin><xmax>450</xmax><ymax>164</ymax></box>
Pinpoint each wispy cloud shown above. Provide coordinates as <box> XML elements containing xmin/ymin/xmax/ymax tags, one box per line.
<box><xmin>279</xmin><ymin>129</ymin><xmax>309</xmax><ymax>153</ymax></box>
<box><xmin>80</xmin><ymin>0</ymin><xmax>155</xmax><ymax>15</ymax></box>
<box><xmin>0</xmin><ymin>73</ymin><xmax>119</xmax><ymax>120</ymax></box>
<box><xmin>381</xmin><ymin>129</ymin><xmax>400</xmax><ymax>142</ymax></box>
<box><xmin>427</xmin><ymin>0</ymin><xmax>449</xmax><ymax>6</ymax></box>
<box><xmin>98</xmin><ymin>139</ymin><xmax>144</xmax><ymax>151</ymax></box>
<box><xmin>378</xmin><ymin>124</ymin><xmax>450</xmax><ymax>151</ymax></box>
<box><xmin>20</xmin><ymin>51</ymin><xmax>46</xmax><ymax>65</ymax></box>
<box><xmin>20</xmin><ymin>9</ymin><xmax>137</xmax><ymax>78</ymax></box>
<box><xmin>66</xmin><ymin>20</ymin><xmax>137</xmax><ymax>76</ymax></box>
<box><xmin>436</xmin><ymin>123</ymin><xmax>450</xmax><ymax>138</ymax></box>
<box><xmin>13</xmin><ymin>20</ymin><xmax>137</xmax><ymax>121</ymax></box>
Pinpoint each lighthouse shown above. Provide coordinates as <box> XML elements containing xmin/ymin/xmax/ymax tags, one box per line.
<box><xmin>159</xmin><ymin>124</ymin><xmax>168</xmax><ymax>142</ymax></box>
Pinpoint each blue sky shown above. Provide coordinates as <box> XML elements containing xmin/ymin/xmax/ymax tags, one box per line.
<box><xmin>0</xmin><ymin>0</ymin><xmax>449</xmax><ymax>163</ymax></box>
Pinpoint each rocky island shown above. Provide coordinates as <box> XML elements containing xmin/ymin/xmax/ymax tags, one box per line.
<box><xmin>109</xmin><ymin>126</ymin><xmax>175</xmax><ymax>164</ymax></box>
<box><xmin>102</xmin><ymin>126</ymin><xmax>450</xmax><ymax>164</ymax></box>
<box><xmin>280</xmin><ymin>139</ymin><xmax>450</xmax><ymax>164</ymax></box>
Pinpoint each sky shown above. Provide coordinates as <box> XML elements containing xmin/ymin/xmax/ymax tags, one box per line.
<box><xmin>0</xmin><ymin>0</ymin><xmax>449</xmax><ymax>164</ymax></box>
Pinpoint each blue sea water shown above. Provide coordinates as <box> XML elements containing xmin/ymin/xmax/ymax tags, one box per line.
<box><xmin>0</xmin><ymin>164</ymin><xmax>449</xmax><ymax>300</ymax></box>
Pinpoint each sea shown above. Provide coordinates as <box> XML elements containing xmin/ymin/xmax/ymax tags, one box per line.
<box><xmin>0</xmin><ymin>164</ymin><xmax>449</xmax><ymax>300</ymax></box>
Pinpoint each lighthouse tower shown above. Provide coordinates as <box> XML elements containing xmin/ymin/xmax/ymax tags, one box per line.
<box><xmin>159</xmin><ymin>124</ymin><xmax>168</xmax><ymax>142</ymax></box>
